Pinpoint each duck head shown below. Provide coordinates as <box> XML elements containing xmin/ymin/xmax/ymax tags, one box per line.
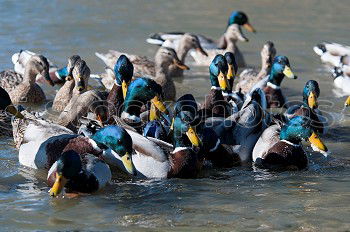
<box><xmin>72</xmin><ymin>59</ymin><xmax>90</xmax><ymax>93</ymax></box>
<box><xmin>303</xmin><ymin>80</ymin><xmax>320</xmax><ymax>109</ymax></box>
<box><xmin>209</xmin><ymin>54</ymin><xmax>230</xmax><ymax>92</ymax></box>
<box><xmin>122</xmin><ymin>77</ymin><xmax>167</xmax><ymax>123</ymax></box>
<box><xmin>0</xmin><ymin>87</ymin><xmax>24</xmax><ymax>118</ymax></box>
<box><xmin>49</xmin><ymin>150</ymin><xmax>83</xmax><ymax>197</ymax></box>
<box><xmin>66</xmin><ymin>55</ymin><xmax>81</xmax><ymax>81</ymax></box>
<box><xmin>182</xmin><ymin>33</ymin><xmax>208</xmax><ymax>56</ymax></box>
<box><xmin>280</xmin><ymin>116</ymin><xmax>328</xmax><ymax>153</ymax></box>
<box><xmin>268</xmin><ymin>55</ymin><xmax>297</xmax><ymax>86</ymax></box>
<box><xmin>92</xmin><ymin>125</ymin><xmax>136</xmax><ymax>176</ymax></box>
<box><xmin>114</xmin><ymin>55</ymin><xmax>134</xmax><ymax>99</ymax></box>
<box><xmin>224</xmin><ymin>52</ymin><xmax>238</xmax><ymax>89</ymax></box>
<box><xmin>261</xmin><ymin>41</ymin><xmax>276</xmax><ymax>68</ymax></box>
<box><xmin>225</xmin><ymin>24</ymin><xmax>249</xmax><ymax>42</ymax></box>
<box><xmin>155</xmin><ymin>47</ymin><xmax>189</xmax><ymax>71</ymax></box>
<box><xmin>228</xmin><ymin>11</ymin><xmax>256</xmax><ymax>33</ymax></box>
<box><xmin>345</xmin><ymin>96</ymin><xmax>350</xmax><ymax>107</ymax></box>
<box><xmin>173</xmin><ymin>113</ymin><xmax>201</xmax><ymax>149</ymax></box>
<box><xmin>26</xmin><ymin>55</ymin><xmax>54</xmax><ymax>86</ymax></box>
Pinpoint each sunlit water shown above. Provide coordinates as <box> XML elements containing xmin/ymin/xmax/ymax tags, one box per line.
<box><xmin>0</xmin><ymin>0</ymin><xmax>350</xmax><ymax>230</ymax></box>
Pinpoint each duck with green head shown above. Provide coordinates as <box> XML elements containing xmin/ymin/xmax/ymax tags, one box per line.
<box><xmin>251</xmin><ymin>55</ymin><xmax>297</xmax><ymax>108</ymax></box>
<box><xmin>0</xmin><ymin>86</ymin><xmax>24</xmax><ymax>136</ymax></box>
<box><xmin>286</xmin><ymin>80</ymin><xmax>326</xmax><ymax>135</ymax></box>
<box><xmin>121</xmin><ymin>77</ymin><xmax>168</xmax><ymax>127</ymax></box>
<box><xmin>253</xmin><ymin>116</ymin><xmax>328</xmax><ymax>170</ymax></box>
<box><xmin>48</xmin><ymin>150</ymin><xmax>111</xmax><ymax>197</ymax></box>
<box><xmin>17</xmin><ymin>124</ymin><xmax>136</xmax><ymax>177</ymax></box>
<box><xmin>201</xmin><ymin>54</ymin><xmax>233</xmax><ymax>119</ymax></box>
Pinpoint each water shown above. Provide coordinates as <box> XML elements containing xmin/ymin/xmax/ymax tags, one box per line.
<box><xmin>1</xmin><ymin>0</ymin><xmax>350</xmax><ymax>230</ymax></box>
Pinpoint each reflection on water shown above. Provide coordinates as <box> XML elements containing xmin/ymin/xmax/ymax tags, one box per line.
<box><xmin>0</xmin><ymin>0</ymin><xmax>350</xmax><ymax>230</ymax></box>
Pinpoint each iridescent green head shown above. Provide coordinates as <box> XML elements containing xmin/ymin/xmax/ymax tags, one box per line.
<box><xmin>303</xmin><ymin>80</ymin><xmax>320</xmax><ymax>109</ymax></box>
<box><xmin>114</xmin><ymin>55</ymin><xmax>134</xmax><ymax>99</ymax></box>
<box><xmin>228</xmin><ymin>11</ymin><xmax>256</xmax><ymax>32</ymax></box>
<box><xmin>209</xmin><ymin>54</ymin><xmax>229</xmax><ymax>91</ymax></box>
<box><xmin>269</xmin><ymin>56</ymin><xmax>297</xmax><ymax>86</ymax></box>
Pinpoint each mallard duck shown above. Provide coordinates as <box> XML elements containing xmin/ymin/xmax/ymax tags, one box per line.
<box><xmin>205</xmin><ymin>88</ymin><xmax>268</xmax><ymax>163</ymax></box>
<box><xmin>253</xmin><ymin>116</ymin><xmax>328</xmax><ymax>170</ymax></box>
<box><xmin>95</xmin><ymin>34</ymin><xmax>198</xmax><ymax>78</ymax></box>
<box><xmin>52</xmin><ymin>55</ymin><xmax>82</xmax><ymax>112</ymax></box>
<box><xmin>250</xmin><ymin>55</ymin><xmax>297</xmax><ymax>108</ymax></box>
<box><xmin>16</xmin><ymin>121</ymin><xmax>136</xmax><ymax>175</ymax></box>
<box><xmin>11</xmin><ymin>50</ymin><xmax>69</xmax><ymax>84</ymax></box>
<box><xmin>121</xmin><ymin>77</ymin><xmax>168</xmax><ymax>126</ymax></box>
<box><xmin>200</xmin><ymin>54</ymin><xmax>234</xmax><ymax>118</ymax></box>
<box><xmin>127</xmin><ymin>110</ymin><xmax>202</xmax><ymax>179</ymax></box>
<box><xmin>345</xmin><ymin>96</ymin><xmax>350</xmax><ymax>107</ymax></box>
<box><xmin>189</xmin><ymin>24</ymin><xmax>249</xmax><ymax>67</ymax></box>
<box><xmin>0</xmin><ymin>55</ymin><xmax>54</xmax><ymax>104</ymax></box>
<box><xmin>146</xmin><ymin>11</ymin><xmax>256</xmax><ymax>51</ymax></box>
<box><xmin>47</xmin><ymin>150</ymin><xmax>111</xmax><ymax>197</ymax></box>
<box><xmin>313</xmin><ymin>42</ymin><xmax>350</xmax><ymax>67</ymax></box>
<box><xmin>57</xmin><ymin>59</ymin><xmax>94</xmax><ymax>131</ymax></box>
<box><xmin>331</xmin><ymin>67</ymin><xmax>350</xmax><ymax>96</ymax></box>
<box><xmin>96</xmin><ymin>47</ymin><xmax>188</xmax><ymax>100</ymax></box>
<box><xmin>236</xmin><ymin>41</ymin><xmax>276</xmax><ymax>94</ymax></box>
<box><xmin>0</xmin><ymin>86</ymin><xmax>24</xmax><ymax>136</ymax></box>
<box><xmin>286</xmin><ymin>80</ymin><xmax>326</xmax><ymax>135</ymax></box>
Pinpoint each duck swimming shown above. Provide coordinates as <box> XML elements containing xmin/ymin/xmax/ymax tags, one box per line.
<box><xmin>48</xmin><ymin>150</ymin><xmax>112</xmax><ymax>197</ymax></box>
<box><xmin>253</xmin><ymin>116</ymin><xmax>328</xmax><ymax>170</ymax></box>
<box><xmin>286</xmin><ymin>80</ymin><xmax>326</xmax><ymax>135</ymax></box>
<box><xmin>250</xmin><ymin>55</ymin><xmax>297</xmax><ymax>108</ymax></box>
<box><xmin>96</xmin><ymin>47</ymin><xmax>188</xmax><ymax>100</ymax></box>
<box><xmin>313</xmin><ymin>42</ymin><xmax>350</xmax><ymax>67</ymax></box>
<box><xmin>236</xmin><ymin>41</ymin><xmax>276</xmax><ymax>94</ymax></box>
<box><xmin>0</xmin><ymin>55</ymin><xmax>54</xmax><ymax>104</ymax></box>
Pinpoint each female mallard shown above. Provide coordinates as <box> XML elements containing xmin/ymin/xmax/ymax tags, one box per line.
<box><xmin>205</xmin><ymin>88</ymin><xmax>268</xmax><ymax>163</ymax></box>
<box><xmin>11</xmin><ymin>50</ymin><xmax>68</xmax><ymax>84</ymax></box>
<box><xmin>200</xmin><ymin>54</ymin><xmax>234</xmax><ymax>119</ymax></box>
<box><xmin>252</xmin><ymin>116</ymin><xmax>328</xmax><ymax>170</ymax></box>
<box><xmin>52</xmin><ymin>55</ymin><xmax>82</xmax><ymax>112</ymax></box>
<box><xmin>313</xmin><ymin>42</ymin><xmax>350</xmax><ymax>67</ymax></box>
<box><xmin>286</xmin><ymin>80</ymin><xmax>326</xmax><ymax>135</ymax></box>
<box><xmin>236</xmin><ymin>41</ymin><xmax>276</xmax><ymax>94</ymax></box>
<box><xmin>146</xmin><ymin>11</ymin><xmax>256</xmax><ymax>51</ymax></box>
<box><xmin>1</xmin><ymin>55</ymin><xmax>54</xmax><ymax>104</ymax></box>
<box><xmin>96</xmin><ymin>47</ymin><xmax>188</xmax><ymax>101</ymax></box>
<box><xmin>47</xmin><ymin>150</ymin><xmax>111</xmax><ymax>197</ymax></box>
<box><xmin>57</xmin><ymin>55</ymin><xmax>134</xmax><ymax>131</ymax></box>
<box><xmin>0</xmin><ymin>86</ymin><xmax>24</xmax><ymax>136</ymax></box>
<box><xmin>97</xmin><ymin>34</ymin><xmax>205</xmax><ymax>79</ymax></box>
<box><xmin>250</xmin><ymin>55</ymin><xmax>297</xmax><ymax>108</ymax></box>
<box><xmin>16</xmin><ymin>122</ymin><xmax>136</xmax><ymax>176</ymax></box>
<box><xmin>189</xmin><ymin>24</ymin><xmax>249</xmax><ymax>67</ymax></box>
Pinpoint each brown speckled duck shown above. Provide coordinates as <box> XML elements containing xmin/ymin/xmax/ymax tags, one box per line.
<box><xmin>52</xmin><ymin>55</ymin><xmax>82</xmax><ymax>112</ymax></box>
<box><xmin>236</xmin><ymin>41</ymin><xmax>276</xmax><ymax>94</ymax></box>
<box><xmin>3</xmin><ymin>55</ymin><xmax>54</xmax><ymax>104</ymax></box>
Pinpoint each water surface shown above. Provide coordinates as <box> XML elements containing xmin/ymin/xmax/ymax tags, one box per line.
<box><xmin>0</xmin><ymin>0</ymin><xmax>350</xmax><ymax>231</ymax></box>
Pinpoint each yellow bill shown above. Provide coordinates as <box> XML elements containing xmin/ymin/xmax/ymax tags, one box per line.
<box><xmin>309</xmin><ymin>132</ymin><xmax>328</xmax><ymax>152</ymax></box>
<box><xmin>149</xmin><ymin>102</ymin><xmax>160</xmax><ymax>121</ymax></box>
<box><xmin>283</xmin><ymin>66</ymin><xmax>296</xmax><ymax>79</ymax></box>
<box><xmin>308</xmin><ymin>92</ymin><xmax>318</xmax><ymax>109</ymax></box>
<box><xmin>6</xmin><ymin>105</ymin><xmax>24</xmax><ymax>119</ymax></box>
<box><xmin>218</xmin><ymin>71</ymin><xmax>229</xmax><ymax>91</ymax></box>
<box><xmin>49</xmin><ymin>173</ymin><xmax>68</xmax><ymax>197</ymax></box>
<box><xmin>227</xmin><ymin>64</ymin><xmax>235</xmax><ymax>80</ymax></box>
<box><xmin>186</xmin><ymin>126</ymin><xmax>201</xmax><ymax>147</ymax></box>
<box><xmin>121</xmin><ymin>152</ymin><xmax>136</xmax><ymax>176</ymax></box>
<box><xmin>122</xmin><ymin>80</ymin><xmax>129</xmax><ymax>99</ymax></box>
<box><xmin>243</xmin><ymin>22</ymin><xmax>256</xmax><ymax>33</ymax></box>
<box><xmin>151</xmin><ymin>95</ymin><xmax>168</xmax><ymax>114</ymax></box>
<box><xmin>345</xmin><ymin>96</ymin><xmax>350</xmax><ymax>107</ymax></box>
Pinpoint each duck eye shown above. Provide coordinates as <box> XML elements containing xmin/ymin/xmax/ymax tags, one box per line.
<box><xmin>117</xmin><ymin>139</ymin><xmax>122</xmax><ymax>145</ymax></box>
